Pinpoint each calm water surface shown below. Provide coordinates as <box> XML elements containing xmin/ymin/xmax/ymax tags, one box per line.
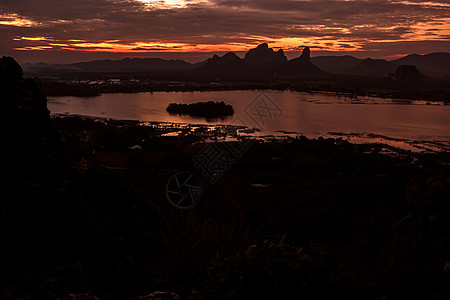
<box><xmin>48</xmin><ymin>90</ymin><xmax>450</xmax><ymax>151</ymax></box>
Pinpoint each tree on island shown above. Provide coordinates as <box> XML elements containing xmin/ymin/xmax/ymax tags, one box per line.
<box><xmin>166</xmin><ymin>101</ymin><xmax>234</xmax><ymax>118</ymax></box>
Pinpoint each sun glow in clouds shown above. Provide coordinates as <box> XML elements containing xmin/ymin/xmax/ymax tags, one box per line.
<box><xmin>136</xmin><ymin>0</ymin><xmax>191</xmax><ymax>9</ymax></box>
<box><xmin>12</xmin><ymin>34</ymin><xmax>364</xmax><ymax>54</ymax></box>
<box><xmin>5</xmin><ymin>0</ymin><xmax>450</xmax><ymax>58</ymax></box>
<box><xmin>393</xmin><ymin>1</ymin><xmax>450</xmax><ymax>8</ymax></box>
<box><xmin>0</xmin><ymin>13</ymin><xmax>38</xmax><ymax>27</ymax></box>
<box><xmin>13</xmin><ymin>37</ymin><xmax>198</xmax><ymax>52</ymax></box>
<box><xmin>14</xmin><ymin>36</ymin><xmax>52</xmax><ymax>41</ymax></box>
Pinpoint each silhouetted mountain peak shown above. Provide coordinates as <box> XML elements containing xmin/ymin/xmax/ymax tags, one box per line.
<box><xmin>346</xmin><ymin>58</ymin><xmax>398</xmax><ymax>77</ymax></box>
<box><xmin>198</xmin><ymin>51</ymin><xmax>254</xmax><ymax>78</ymax></box>
<box><xmin>223</xmin><ymin>52</ymin><xmax>240</xmax><ymax>60</ymax></box>
<box><xmin>208</xmin><ymin>52</ymin><xmax>241</xmax><ymax>63</ymax></box>
<box><xmin>276</xmin><ymin>47</ymin><xmax>327</xmax><ymax>77</ymax></box>
<box><xmin>257</xmin><ymin>43</ymin><xmax>269</xmax><ymax>49</ymax></box>
<box><xmin>299</xmin><ymin>47</ymin><xmax>311</xmax><ymax>62</ymax></box>
<box><xmin>244</xmin><ymin>43</ymin><xmax>287</xmax><ymax>68</ymax></box>
<box><xmin>362</xmin><ymin>58</ymin><xmax>390</xmax><ymax>64</ymax></box>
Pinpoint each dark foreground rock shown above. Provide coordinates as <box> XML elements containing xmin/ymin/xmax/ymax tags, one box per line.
<box><xmin>0</xmin><ymin>57</ymin><xmax>156</xmax><ymax>299</ymax></box>
<box><xmin>2</xmin><ymin>57</ymin><xmax>450</xmax><ymax>299</ymax></box>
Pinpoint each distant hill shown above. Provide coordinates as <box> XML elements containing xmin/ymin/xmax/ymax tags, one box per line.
<box><xmin>276</xmin><ymin>47</ymin><xmax>328</xmax><ymax>77</ymax></box>
<box><xmin>194</xmin><ymin>52</ymin><xmax>257</xmax><ymax>79</ymax></box>
<box><xmin>391</xmin><ymin>53</ymin><xmax>450</xmax><ymax>80</ymax></box>
<box><xmin>71</xmin><ymin>57</ymin><xmax>193</xmax><ymax>72</ymax></box>
<box><xmin>311</xmin><ymin>55</ymin><xmax>362</xmax><ymax>74</ymax></box>
<box><xmin>20</xmin><ymin>46</ymin><xmax>450</xmax><ymax>81</ymax></box>
<box><xmin>387</xmin><ymin>65</ymin><xmax>450</xmax><ymax>89</ymax></box>
<box><xmin>346</xmin><ymin>58</ymin><xmax>398</xmax><ymax>77</ymax></box>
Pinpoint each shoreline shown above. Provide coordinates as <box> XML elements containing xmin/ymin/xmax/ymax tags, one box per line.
<box><xmin>4</xmin><ymin>114</ymin><xmax>450</xmax><ymax>300</ymax></box>
<box><xmin>48</xmin><ymin>88</ymin><xmax>449</xmax><ymax>106</ymax></box>
<box><xmin>50</xmin><ymin>113</ymin><xmax>450</xmax><ymax>153</ymax></box>
<box><xmin>42</xmin><ymin>79</ymin><xmax>450</xmax><ymax>103</ymax></box>
<box><xmin>5</xmin><ymin>55</ymin><xmax>450</xmax><ymax>300</ymax></box>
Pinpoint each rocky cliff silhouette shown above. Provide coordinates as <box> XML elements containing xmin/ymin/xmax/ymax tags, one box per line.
<box><xmin>196</xmin><ymin>51</ymin><xmax>257</xmax><ymax>79</ymax></box>
<box><xmin>1</xmin><ymin>56</ymin><xmax>50</xmax><ymax>137</ymax></box>
<box><xmin>275</xmin><ymin>46</ymin><xmax>328</xmax><ymax>77</ymax></box>
<box><xmin>0</xmin><ymin>57</ymin><xmax>156</xmax><ymax>299</ymax></box>
<box><xmin>243</xmin><ymin>43</ymin><xmax>287</xmax><ymax>68</ymax></box>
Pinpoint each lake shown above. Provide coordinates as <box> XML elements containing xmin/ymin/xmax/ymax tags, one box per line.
<box><xmin>48</xmin><ymin>90</ymin><xmax>450</xmax><ymax>152</ymax></box>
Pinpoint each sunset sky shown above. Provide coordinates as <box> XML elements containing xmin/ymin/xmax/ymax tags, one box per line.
<box><xmin>1</xmin><ymin>0</ymin><xmax>449</xmax><ymax>63</ymax></box>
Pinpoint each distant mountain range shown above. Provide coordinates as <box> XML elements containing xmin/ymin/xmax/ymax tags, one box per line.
<box><xmin>71</xmin><ymin>57</ymin><xmax>193</xmax><ymax>72</ymax></box>
<box><xmin>388</xmin><ymin>65</ymin><xmax>449</xmax><ymax>88</ymax></box>
<box><xmin>22</xmin><ymin>44</ymin><xmax>450</xmax><ymax>82</ymax></box>
<box><xmin>311</xmin><ymin>52</ymin><xmax>450</xmax><ymax>80</ymax></box>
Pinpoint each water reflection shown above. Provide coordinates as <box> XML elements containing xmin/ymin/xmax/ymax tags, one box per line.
<box><xmin>48</xmin><ymin>90</ymin><xmax>450</xmax><ymax>152</ymax></box>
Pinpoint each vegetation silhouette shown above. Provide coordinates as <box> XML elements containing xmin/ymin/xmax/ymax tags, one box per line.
<box><xmin>166</xmin><ymin>101</ymin><xmax>234</xmax><ymax>118</ymax></box>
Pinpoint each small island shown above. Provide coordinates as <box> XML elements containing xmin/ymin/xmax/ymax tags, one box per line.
<box><xmin>166</xmin><ymin>101</ymin><xmax>234</xmax><ymax>118</ymax></box>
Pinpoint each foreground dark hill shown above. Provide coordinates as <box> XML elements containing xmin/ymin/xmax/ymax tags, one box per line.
<box><xmin>0</xmin><ymin>56</ymin><xmax>156</xmax><ymax>299</ymax></box>
<box><xmin>2</xmin><ymin>57</ymin><xmax>450</xmax><ymax>299</ymax></box>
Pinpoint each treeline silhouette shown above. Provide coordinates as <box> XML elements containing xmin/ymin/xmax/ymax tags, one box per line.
<box><xmin>166</xmin><ymin>101</ymin><xmax>234</xmax><ymax>118</ymax></box>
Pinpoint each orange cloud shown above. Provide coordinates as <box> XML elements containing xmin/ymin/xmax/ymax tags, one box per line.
<box><xmin>12</xmin><ymin>35</ymin><xmax>363</xmax><ymax>54</ymax></box>
<box><xmin>0</xmin><ymin>13</ymin><xmax>38</xmax><ymax>27</ymax></box>
<box><xmin>4</xmin><ymin>0</ymin><xmax>450</xmax><ymax>59</ymax></box>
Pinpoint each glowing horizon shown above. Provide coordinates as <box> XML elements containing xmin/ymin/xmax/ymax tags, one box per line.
<box><xmin>1</xmin><ymin>0</ymin><xmax>449</xmax><ymax>62</ymax></box>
